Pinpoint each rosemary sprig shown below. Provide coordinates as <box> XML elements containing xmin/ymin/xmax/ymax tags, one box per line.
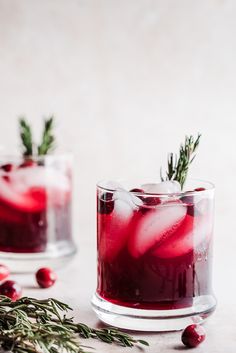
<box><xmin>0</xmin><ymin>296</ymin><xmax>148</xmax><ymax>353</ymax></box>
<box><xmin>19</xmin><ymin>118</ymin><xmax>33</xmax><ymax>157</ymax></box>
<box><xmin>161</xmin><ymin>134</ymin><xmax>201</xmax><ymax>189</ymax></box>
<box><xmin>19</xmin><ymin>117</ymin><xmax>55</xmax><ymax>157</ymax></box>
<box><xmin>38</xmin><ymin>117</ymin><xmax>55</xmax><ymax>155</ymax></box>
<box><xmin>66</xmin><ymin>322</ymin><xmax>148</xmax><ymax>348</ymax></box>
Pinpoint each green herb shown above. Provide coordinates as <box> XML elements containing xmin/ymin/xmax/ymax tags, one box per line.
<box><xmin>161</xmin><ymin>134</ymin><xmax>201</xmax><ymax>189</ymax></box>
<box><xmin>0</xmin><ymin>296</ymin><xmax>149</xmax><ymax>353</ymax></box>
<box><xmin>19</xmin><ymin>118</ymin><xmax>33</xmax><ymax>157</ymax></box>
<box><xmin>38</xmin><ymin>117</ymin><xmax>55</xmax><ymax>155</ymax></box>
<box><xmin>19</xmin><ymin>117</ymin><xmax>55</xmax><ymax>157</ymax></box>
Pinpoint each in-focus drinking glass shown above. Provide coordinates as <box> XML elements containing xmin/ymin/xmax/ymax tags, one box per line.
<box><xmin>0</xmin><ymin>154</ymin><xmax>76</xmax><ymax>272</ymax></box>
<box><xmin>92</xmin><ymin>179</ymin><xmax>216</xmax><ymax>331</ymax></box>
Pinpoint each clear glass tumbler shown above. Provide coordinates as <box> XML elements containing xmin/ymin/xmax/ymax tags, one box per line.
<box><xmin>0</xmin><ymin>154</ymin><xmax>76</xmax><ymax>272</ymax></box>
<box><xmin>92</xmin><ymin>179</ymin><xmax>216</xmax><ymax>331</ymax></box>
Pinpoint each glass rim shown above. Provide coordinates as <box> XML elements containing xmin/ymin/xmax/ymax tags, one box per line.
<box><xmin>97</xmin><ymin>178</ymin><xmax>215</xmax><ymax>197</ymax></box>
<box><xmin>0</xmin><ymin>152</ymin><xmax>73</xmax><ymax>162</ymax></box>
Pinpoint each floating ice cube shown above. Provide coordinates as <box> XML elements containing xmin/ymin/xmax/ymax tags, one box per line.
<box><xmin>153</xmin><ymin>213</ymin><xmax>213</xmax><ymax>258</ymax></box>
<box><xmin>128</xmin><ymin>201</ymin><xmax>187</xmax><ymax>258</ymax></box>
<box><xmin>114</xmin><ymin>197</ymin><xmax>134</xmax><ymax>221</ymax></box>
<box><xmin>0</xmin><ymin>177</ymin><xmax>45</xmax><ymax>212</ymax></box>
<box><xmin>115</xmin><ymin>189</ymin><xmax>143</xmax><ymax>208</ymax></box>
<box><xmin>141</xmin><ymin>181</ymin><xmax>181</xmax><ymax>194</ymax></box>
<box><xmin>99</xmin><ymin>190</ymin><xmax>136</xmax><ymax>262</ymax></box>
<box><xmin>10</xmin><ymin>166</ymin><xmax>70</xmax><ymax>193</ymax></box>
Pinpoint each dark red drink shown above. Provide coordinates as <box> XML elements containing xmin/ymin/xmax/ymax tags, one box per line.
<box><xmin>0</xmin><ymin>157</ymin><xmax>72</xmax><ymax>254</ymax></box>
<box><xmin>96</xmin><ymin>182</ymin><xmax>214</xmax><ymax>311</ymax></box>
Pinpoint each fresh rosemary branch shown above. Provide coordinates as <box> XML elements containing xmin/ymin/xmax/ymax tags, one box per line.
<box><xmin>38</xmin><ymin>117</ymin><xmax>55</xmax><ymax>155</ymax></box>
<box><xmin>0</xmin><ymin>296</ymin><xmax>148</xmax><ymax>353</ymax></box>
<box><xmin>161</xmin><ymin>134</ymin><xmax>201</xmax><ymax>189</ymax></box>
<box><xmin>19</xmin><ymin>118</ymin><xmax>33</xmax><ymax>156</ymax></box>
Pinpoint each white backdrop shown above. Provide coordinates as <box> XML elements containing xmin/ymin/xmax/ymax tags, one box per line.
<box><xmin>0</xmin><ymin>0</ymin><xmax>235</xmax><ymax>316</ymax></box>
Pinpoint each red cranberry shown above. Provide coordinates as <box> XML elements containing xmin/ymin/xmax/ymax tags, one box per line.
<box><xmin>0</xmin><ymin>280</ymin><xmax>22</xmax><ymax>301</ymax></box>
<box><xmin>144</xmin><ymin>196</ymin><xmax>161</xmax><ymax>206</ymax></box>
<box><xmin>36</xmin><ymin>267</ymin><xmax>57</xmax><ymax>288</ymax></box>
<box><xmin>2</xmin><ymin>175</ymin><xmax>10</xmax><ymax>182</ymax></box>
<box><xmin>181</xmin><ymin>195</ymin><xmax>194</xmax><ymax>216</ymax></box>
<box><xmin>98</xmin><ymin>192</ymin><xmax>114</xmax><ymax>215</ymax></box>
<box><xmin>1</xmin><ymin>164</ymin><xmax>13</xmax><ymax>172</ymax></box>
<box><xmin>139</xmin><ymin>196</ymin><xmax>161</xmax><ymax>214</ymax></box>
<box><xmin>19</xmin><ymin>159</ymin><xmax>36</xmax><ymax>168</ymax></box>
<box><xmin>181</xmin><ymin>324</ymin><xmax>206</xmax><ymax>348</ymax></box>
<box><xmin>0</xmin><ymin>264</ymin><xmax>9</xmax><ymax>281</ymax></box>
<box><xmin>194</xmin><ymin>187</ymin><xmax>206</xmax><ymax>192</ymax></box>
<box><xmin>187</xmin><ymin>205</ymin><xmax>195</xmax><ymax>217</ymax></box>
<box><xmin>129</xmin><ymin>188</ymin><xmax>146</xmax><ymax>203</ymax></box>
<box><xmin>129</xmin><ymin>188</ymin><xmax>144</xmax><ymax>193</ymax></box>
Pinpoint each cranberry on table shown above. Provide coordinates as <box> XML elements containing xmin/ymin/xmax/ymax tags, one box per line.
<box><xmin>0</xmin><ymin>280</ymin><xmax>22</xmax><ymax>301</ymax></box>
<box><xmin>0</xmin><ymin>264</ymin><xmax>10</xmax><ymax>281</ymax></box>
<box><xmin>36</xmin><ymin>267</ymin><xmax>57</xmax><ymax>288</ymax></box>
<box><xmin>181</xmin><ymin>324</ymin><xmax>206</xmax><ymax>348</ymax></box>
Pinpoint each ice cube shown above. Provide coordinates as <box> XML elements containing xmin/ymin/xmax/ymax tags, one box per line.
<box><xmin>115</xmin><ymin>190</ymin><xmax>143</xmax><ymax>207</ymax></box>
<box><xmin>141</xmin><ymin>181</ymin><xmax>181</xmax><ymax>194</ymax></box>
<box><xmin>153</xmin><ymin>213</ymin><xmax>213</xmax><ymax>258</ymax></box>
<box><xmin>114</xmin><ymin>197</ymin><xmax>134</xmax><ymax>220</ymax></box>
<box><xmin>0</xmin><ymin>167</ymin><xmax>71</xmax><ymax>212</ymax></box>
<box><xmin>0</xmin><ymin>178</ymin><xmax>46</xmax><ymax>212</ymax></box>
<box><xmin>10</xmin><ymin>166</ymin><xmax>70</xmax><ymax>193</ymax></box>
<box><xmin>99</xmin><ymin>191</ymin><xmax>136</xmax><ymax>261</ymax></box>
<box><xmin>128</xmin><ymin>201</ymin><xmax>187</xmax><ymax>258</ymax></box>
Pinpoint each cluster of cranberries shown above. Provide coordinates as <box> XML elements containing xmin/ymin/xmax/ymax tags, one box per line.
<box><xmin>1</xmin><ymin>160</ymin><xmax>36</xmax><ymax>172</ymax></box>
<box><xmin>0</xmin><ymin>161</ymin><xmax>37</xmax><ymax>182</ymax></box>
<box><xmin>98</xmin><ymin>187</ymin><xmax>206</xmax><ymax>215</ymax></box>
<box><xmin>0</xmin><ymin>264</ymin><xmax>57</xmax><ymax>301</ymax></box>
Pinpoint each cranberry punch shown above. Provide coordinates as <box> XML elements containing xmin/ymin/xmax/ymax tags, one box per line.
<box><xmin>0</xmin><ymin>118</ymin><xmax>76</xmax><ymax>272</ymax></box>
<box><xmin>92</xmin><ymin>135</ymin><xmax>216</xmax><ymax>331</ymax></box>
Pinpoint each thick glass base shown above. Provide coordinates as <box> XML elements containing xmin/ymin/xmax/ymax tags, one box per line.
<box><xmin>91</xmin><ymin>293</ymin><xmax>216</xmax><ymax>331</ymax></box>
<box><xmin>0</xmin><ymin>241</ymin><xmax>77</xmax><ymax>273</ymax></box>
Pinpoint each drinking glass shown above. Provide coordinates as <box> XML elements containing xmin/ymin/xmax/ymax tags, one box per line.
<box><xmin>0</xmin><ymin>154</ymin><xmax>76</xmax><ymax>272</ymax></box>
<box><xmin>92</xmin><ymin>179</ymin><xmax>216</xmax><ymax>331</ymax></box>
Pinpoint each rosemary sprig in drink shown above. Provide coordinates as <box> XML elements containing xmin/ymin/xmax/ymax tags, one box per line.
<box><xmin>19</xmin><ymin>117</ymin><xmax>55</xmax><ymax>157</ymax></box>
<box><xmin>38</xmin><ymin>117</ymin><xmax>55</xmax><ymax>155</ymax></box>
<box><xmin>19</xmin><ymin>118</ymin><xmax>33</xmax><ymax>157</ymax></box>
<box><xmin>0</xmin><ymin>296</ymin><xmax>148</xmax><ymax>353</ymax></box>
<box><xmin>161</xmin><ymin>134</ymin><xmax>201</xmax><ymax>189</ymax></box>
